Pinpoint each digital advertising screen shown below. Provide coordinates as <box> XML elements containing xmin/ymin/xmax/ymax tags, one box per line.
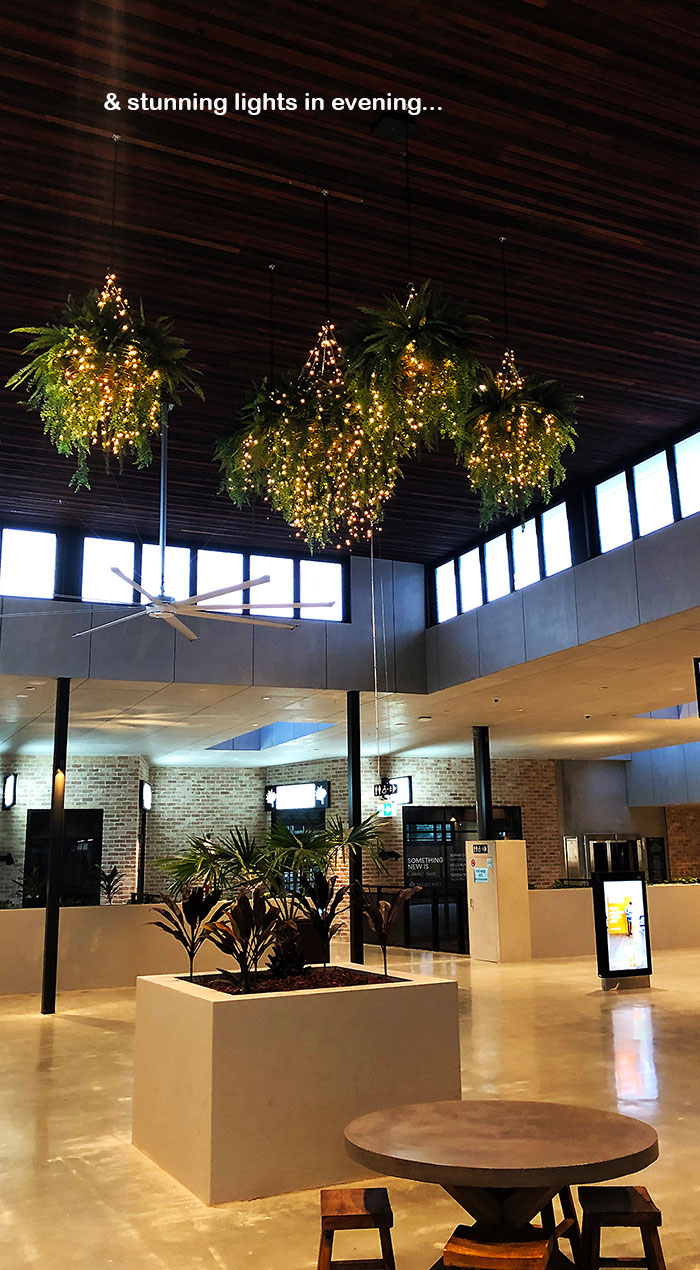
<box><xmin>591</xmin><ymin>872</ymin><xmax>652</xmax><ymax>979</ymax></box>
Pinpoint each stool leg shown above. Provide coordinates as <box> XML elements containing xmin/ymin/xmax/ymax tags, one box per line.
<box><xmin>541</xmin><ymin>1200</ymin><xmax>557</xmax><ymax>1236</ymax></box>
<box><xmin>581</xmin><ymin>1215</ymin><xmax>601</xmax><ymax>1270</ymax></box>
<box><xmin>560</xmin><ymin>1187</ymin><xmax>582</xmax><ymax>1266</ymax></box>
<box><xmin>318</xmin><ymin>1228</ymin><xmax>333</xmax><ymax>1270</ymax></box>
<box><xmin>641</xmin><ymin>1225</ymin><xmax>667</xmax><ymax>1270</ymax></box>
<box><xmin>379</xmin><ymin>1223</ymin><xmax>397</xmax><ymax>1270</ymax></box>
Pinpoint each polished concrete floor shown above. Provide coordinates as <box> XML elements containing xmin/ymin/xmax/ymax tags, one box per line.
<box><xmin>1</xmin><ymin>947</ymin><xmax>699</xmax><ymax>1268</ymax></box>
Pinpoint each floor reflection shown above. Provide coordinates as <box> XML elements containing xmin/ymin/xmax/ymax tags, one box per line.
<box><xmin>611</xmin><ymin>1003</ymin><xmax>658</xmax><ymax>1105</ymax></box>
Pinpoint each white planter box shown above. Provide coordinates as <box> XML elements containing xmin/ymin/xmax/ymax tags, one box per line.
<box><xmin>132</xmin><ymin>964</ymin><xmax>461</xmax><ymax>1204</ymax></box>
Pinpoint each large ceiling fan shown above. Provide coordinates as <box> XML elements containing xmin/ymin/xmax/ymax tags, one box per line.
<box><xmin>73</xmin><ymin>413</ymin><xmax>333</xmax><ymax>642</ymax></box>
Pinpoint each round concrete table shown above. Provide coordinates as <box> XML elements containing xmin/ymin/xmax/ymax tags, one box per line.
<box><xmin>345</xmin><ymin>1099</ymin><xmax>659</xmax><ymax>1267</ymax></box>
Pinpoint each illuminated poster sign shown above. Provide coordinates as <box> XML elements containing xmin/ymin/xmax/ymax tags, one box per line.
<box><xmin>372</xmin><ymin>776</ymin><xmax>413</xmax><ymax>804</ymax></box>
<box><xmin>592</xmin><ymin>873</ymin><xmax>652</xmax><ymax>979</ymax></box>
<box><xmin>264</xmin><ymin>781</ymin><xmax>330</xmax><ymax>811</ymax></box>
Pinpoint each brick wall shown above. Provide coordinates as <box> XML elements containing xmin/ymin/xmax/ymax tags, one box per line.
<box><xmin>144</xmin><ymin>766</ymin><xmax>269</xmax><ymax>894</ymax></box>
<box><xmin>266</xmin><ymin>755</ymin><xmax>563</xmax><ymax>888</ymax></box>
<box><xmin>0</xmin><ymin>754</ymin><xmax>143</xmax><ymax>905</ymax></box>
<box><xmin>375</xmin><ymin>756</ymin><xmax>563</xmax><ymax>888</ymax></box>
<box><xmin>264</xmin><ymin>756</ymin><xmax>383</xmax><ymax>889</ymax></box>
<box><xmin>664</xmin><ymin>806</ymin><xmax>700</xmax><ymax>878</ymax></box>
<box><xmin>0</xmin><ymin>751</ymin><xmax>564</xmax><ymax>908</ymax></box>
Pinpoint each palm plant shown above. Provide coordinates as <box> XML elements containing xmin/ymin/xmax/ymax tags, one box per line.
<box><xmin>149</xmin><ymin>888</ymin><xmax>224</xmax><ymax>981</ymax></box>
<box><xmin>323</xmin><ymin>814</ymin><xmax>387</xmax><ymax>877</ymax></box>
<box><xmin>355</xmin><ymin>885</ymin><xmax>421</xmax><ymax>976</ymax></box>
<box><xmin>204</xmin><ymin>884</ymin><xmax>280</xmax><ymax>992</ymax></box>
<box><xmin>298</xmin><ymin>872</ymin><xmax>349</xmax><ymax>969</ymax></box>
<box><xmin>156</xmin><ymin>827</ymin><xmax>269</xmax><ymax>897</ymax></box>
<box><xmin>96</xmin><ymin>864</ymin><xmax>123</xmax><ymax>905</ymax></box>
<box><xmin>265</xmin><ymin>820</ymin><xmax>334</xmax><ymax>920</ymax></box>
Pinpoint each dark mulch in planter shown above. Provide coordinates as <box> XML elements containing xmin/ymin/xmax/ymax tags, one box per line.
<box><xmin>190</xmin><ymin>966</ymin><xmax>401</xmax><ymax>995</ymax></box>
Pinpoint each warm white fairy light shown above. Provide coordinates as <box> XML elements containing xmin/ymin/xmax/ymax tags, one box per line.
<box><xmin>227</xmin><ymin>321</ymin><xmax>401</xmax><ymax>550</ymax></box>
<box><xmin>467</xmin><ymin>348</ymin><xmax>575</xmax><ymax>520</ymax></box>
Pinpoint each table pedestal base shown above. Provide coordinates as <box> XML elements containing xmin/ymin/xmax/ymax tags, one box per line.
<box><xmin>426</xmin><ymin>1185</ymin><xmax>575</xmax><ymax>1269</ymax></box>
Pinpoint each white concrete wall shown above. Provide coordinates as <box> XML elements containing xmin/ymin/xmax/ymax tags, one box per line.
<box><xmin>2</xmin><ymin>883</ymin><xmax>699</xmax><ymax>995</ymax></box>
<box><xmin>529</xmin><ymin>884</ymin><xmax>700</xmax><ymax>959</ymax></box>
<box><xmin>0</xmin><ymin>905</ymin><xmax>224</xmax><ymax>996</ymax></box>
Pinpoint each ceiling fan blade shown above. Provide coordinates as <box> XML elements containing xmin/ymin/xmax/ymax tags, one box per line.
<box><xmin>111</xmin><ymin>567</ymin><xmax>158</xmax><ymax>603</ymax></box>
<box><xmin>176</xmin><ymin>608</ymin><xmax>295</xmax><ymax>630</ymax></box>
<box><xmin>200</xmin><ymin>601</ymin><xmax>335</xmax><ymax>610</ymax></box>
<box><xmin>158</xmin><ymin>612</ymin><xmax>198</xmax><ymax>641</ymax></box>
<box><xmin>72</xmin><ymin>610</ymin><xmax>144</xmax><ymax>638</ymax></box>
<box><xmin>172</xmin><ymin>575</ymin><xmax>271</xmax><ymax>609</ymax></box>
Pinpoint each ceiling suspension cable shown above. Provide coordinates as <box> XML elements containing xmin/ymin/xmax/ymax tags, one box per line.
<box><xmin>109</xmin><ymin>134</ymin><xmax>120</xmax><ymax>271</ymax></box>
<box><xmin>268</xmin><ymin>262</ymin><xmax>276</xmax><ymax>382</ymax></box>
<box><xmin>499</xmin><ymin>234</ymin><xmax>510</xmax><ymax>348</ymax></box>
<box><xmin>370</xmin><ymin>525</ymin><xmax>381</xmax><ymax>772</ymax></box>
<box><xmin>378</xmin><ymin>552</ymin><xmax>393</xmax><ymax>762</ymax></box>
<box><xmin>404</xmin><ymin>120</ymin><xmax>414</xmax><ymax>290</ymax></box>
<box><xmin>323</xmin><ymin>189</ymin><xmax>331</xmax><ymax>318</ymax></box>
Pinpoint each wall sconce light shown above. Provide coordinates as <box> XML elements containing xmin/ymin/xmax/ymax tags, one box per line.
<box><xmin>140</xmin><ymin>780</ymin><xmax>152</xmax><ymax>812</ymax></box>
<box><xmin>3</xmin><ymin>773</ymin><xmax>17</xmax><ymax>809</ymax></box>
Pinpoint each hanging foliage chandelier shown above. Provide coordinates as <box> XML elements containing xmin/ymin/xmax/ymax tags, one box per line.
<box><xmin>6</xmin><ymin>138</ymin><xmax>202</xmax><ymax>489</ymax></box>
<box><xmin>7</xmin><ymin>273</ymin><xmax>203</xmax><ymax>488</ymax></box>
<box><xmin>459</xmin><ymin>349</ymin><xmax>578</xmax><ymax>523</ymax></box>
<box><xmin>219</xmin><ymin>194</ymin><xmax>404</xmax><ymax>551</ymax></box>
<box><xmin>459</xmin><ymin>239</ymin><xmax>579</xmax><ymax>523</ymax></box>
<box><xmin>219</xmin><ymin>317</ymin><xmax>401</xmax><ymax>550</ymax></box>
<box><xmin>346</xmin><ymin>281</ymin><xmax>481</xmax><ymax>457</ymax></box>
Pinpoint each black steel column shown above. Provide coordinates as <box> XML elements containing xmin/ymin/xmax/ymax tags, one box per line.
<box><xmin>347</xmin><ymin>690</ymin><xmax>364</xmax><ymax>964</ymax></box>
<box><xmin>473</xmin><ymin>725</ymin><xmax>493</xmax><ymax>841</ymax></box>
<box><xmin>41</xmin><ymin>677</ymin><xmax>70</xmax><ymax>1014</ymax></box>
<box><xmin>54</xmin><ymin>527</ymin><xmax>84</xmax><ymax>601</ymax></box>
<box><xmin>136</xmin><ymin>806</ymin><xmax>148</xmax><ymax>902</ymax></box>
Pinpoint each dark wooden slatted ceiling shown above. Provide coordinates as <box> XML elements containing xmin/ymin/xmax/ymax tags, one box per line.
<box><xmin>1</xmin><ymin>0</ymin><xmax>700</xmax><ymax>563</ymax></box>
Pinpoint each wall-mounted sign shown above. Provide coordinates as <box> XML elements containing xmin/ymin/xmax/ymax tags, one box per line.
<box><xmin>472</xmin><ymin>843</ymin><xmax>489</xmax><ymax>854</ymax></box>
<box><xmin>474</xmin><ymin>867</ymin><xmax>489</xmax><ymax>882</ymax></box>
<box><xmin>591</xmin><ymin>872</ymin><xmax>652</xmax><ymax>979</ymax></box>
<box><xmin>265</xmin><ymin>781</ymin><xmax>330</xmax><ymax>811</ymax></box>
<box><xmin>645</xmin><ymin>837</ymin><xmax>668</xmax><ymax>885</ymax></box>
<box><xmin>373</xmin><ymin>775</ymin><xmax>413</xmax><ymax>804</ymax></box>
<box><xmin>2</xmin><ymin>773</ymin><xmax>17</xmax><ymax>809</ymax></box>
<box><xmin>377</xmin><ymin>802</ymin><xmax>394</xmax><ymax>818</ymax></box>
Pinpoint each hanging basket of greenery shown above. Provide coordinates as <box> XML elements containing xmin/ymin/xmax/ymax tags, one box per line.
<box><xmin>218</xmin><ymin>322</ymin><xmax>401</xmax><ymax>550</ymax></box>
<box><xmin>345</xmin><ymin>282</ymin><xmax>482</xmax><ymax>453</ymax></box>
<box><xmin>6</xmin><ymin>273</ymin><xmax>203</xmax><ymax>488</ymax></box>
<box><xmin>459</xmin><ymin>350</ymin><xmax>579</xmax><ymax>524</ymax></box>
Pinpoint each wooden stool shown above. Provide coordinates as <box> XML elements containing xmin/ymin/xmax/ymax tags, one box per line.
<box><xmin>539</xmin><ymin>1185</ymin><xmax>582</xmax><ymax>1264</ymax></box>
<box><xmin>578</xmin><ymin>1186</ymin><xmax>666</xmax><ymax>1270</ymax></box>
<box><xmin>318</xmin><ymin>1187</ymin><xmax>396</xmax><ymax>1270</ymax></box>
<box><xmin>443</xmin><ymin>1224</ymin><xmax>552</xmax><ymax>1269</ymax></box>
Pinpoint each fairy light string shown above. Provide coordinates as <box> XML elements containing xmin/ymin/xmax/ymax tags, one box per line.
<box><xmin>7</xmin><ymin>136</ymin><xmax>202</xmax><ymax>488</ymax></box>
<box><xmin>221</xmin><ymin>190</ymin><xmax>400</xmax><ymax>550</ymax></box>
